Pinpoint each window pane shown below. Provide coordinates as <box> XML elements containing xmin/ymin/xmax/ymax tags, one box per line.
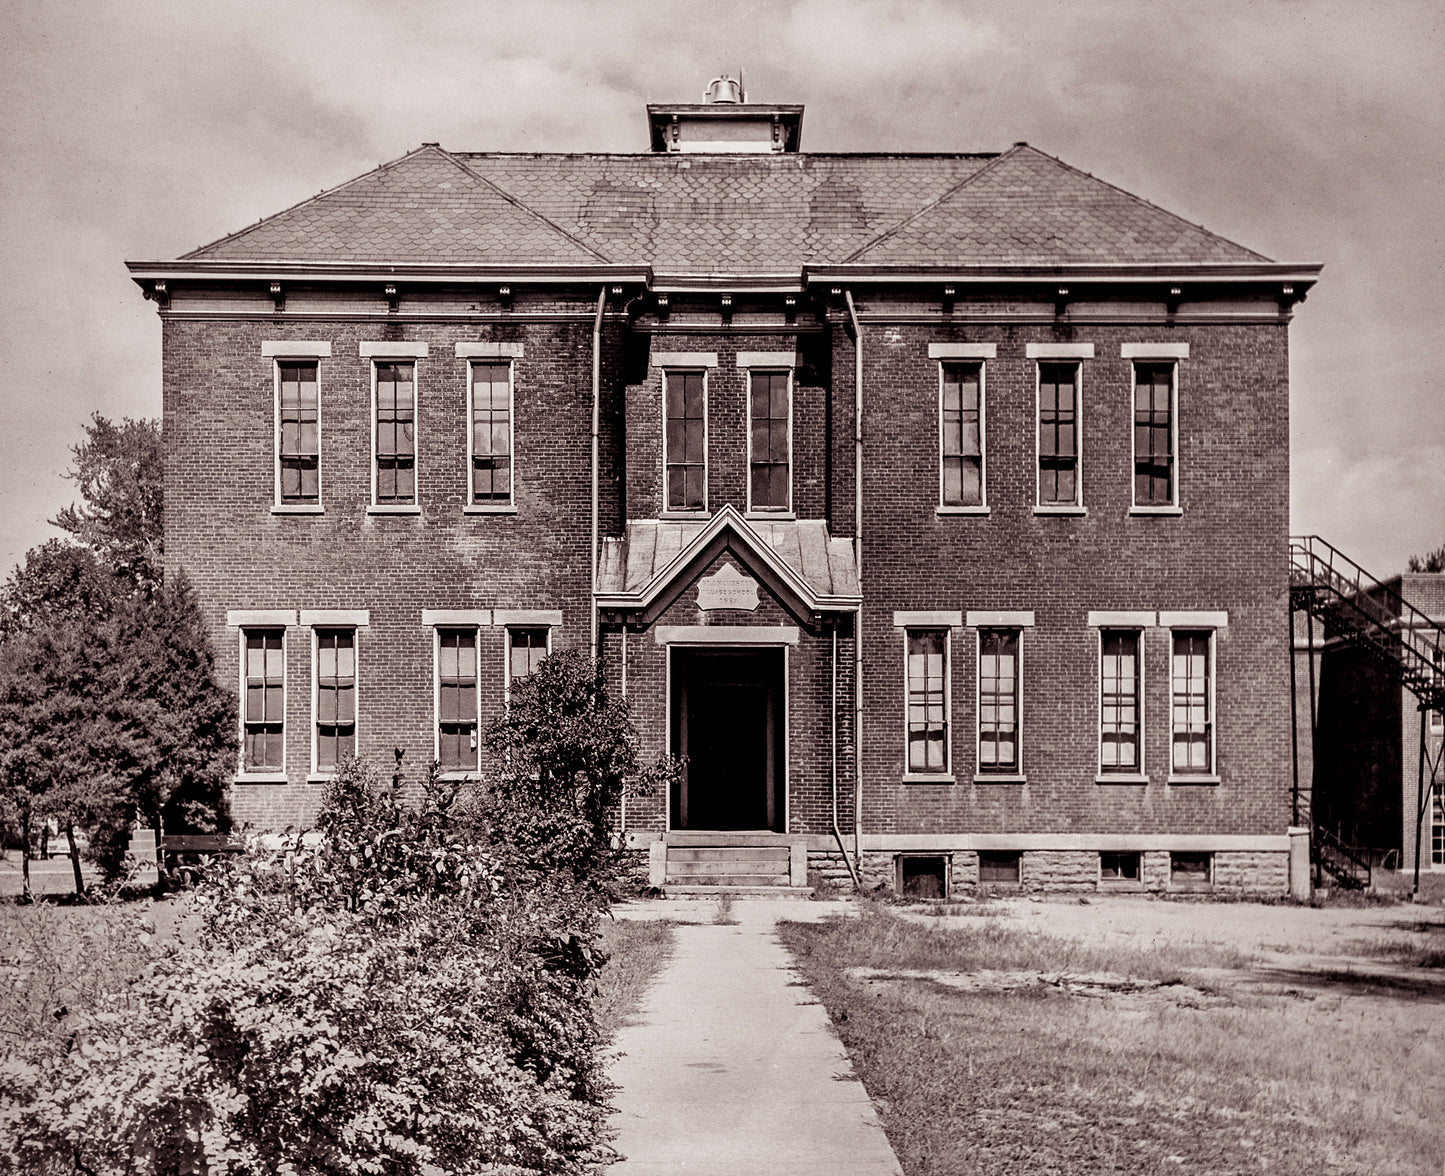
<box><xmin>978</xmin><ymin>630</ymin><xmax>1019</xmax><ymax>771</ymax></box>
<box><xmin>906</xmin><ymin>630</ymin><xmax>948</xmax><ymax>772</ymax></box>
<box><xmin>1171</xmin><ymin>631</ymin><xmax>1212</xmax><ymax>773</ymax></box>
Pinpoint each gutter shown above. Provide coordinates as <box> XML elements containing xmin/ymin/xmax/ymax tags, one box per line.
<box><xmin>831</xmin><ymin>624</ymin><xmax>861</xmax><ymax>889</ymax></box>
<box><xmin>845</xmin><ymin>289</ymin><xmax>864</xmax><ymax>885</ymax></box>
<box><xmin>591</xmin><ymin>287</ymin><xmax>606</xmax><ymax>660</ymax></box>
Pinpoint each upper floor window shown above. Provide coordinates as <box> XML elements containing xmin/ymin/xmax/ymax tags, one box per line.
<box><xmin>978</xmin><ymin>629</ymin><xmax>1020</xmax><ymax>774</ymax></box>
<box><xmin>1133</xmin><ymin>362</ymin><xmax>1176</xmax><ymax>507</ymax></box>
<box><xmin>665</xmin><ymin>370</ymin><xmax>707</xmax><ymax>512</ymax></box>
<box><xmin>436</xmin><ymin>628</ymin><xmax>479</xmax><ymax>772</ymax></box>
<box><xmin>905</xmin><ymin>629</ymin><xmax>949</xmax><ymax>775</ymax></box>
<box><xmin>1171</xmin><ymin>630</ymin><xmax>1213</xmax><ymax>775</ymax></box>
<box><xmin>373</xmin><ymin>361</ymin><xmax>416</xmax><ymax>505</ymax></box>
<box><xmin>470</xmin><ymin>361</ymin><xmax>513</xmax><ymax>505</ymax></box>
<box><xmin>1037</xmin><ymin>362</ymin><xmax>1079</xmax><ymax>506</ymax></box>
<box><xmin>940</xmin><ymin>362</ymin><xmax>983</xmax><ymax>507</ymax></box>
<box><xmin>748</xmin><ymin>370</ymin><xmax>791</xmax><ymax>512</ymax></box>
<box><xmin>277</xmin><ymin>361</ymin><xmax>319</xmax><ymax>504</ymax></box>
<box><xmin>243</xmin><ymin>628</ymin><xmax>285</xmax><ymax>772</ymax></box>
<box><xmin>1099</xmin><ymin>630</ymin><xmax>1142</xmax><ymax>775</ymax></box>
<box><xmin>314</xmin><ymin>628</ymin><xmax>356</xmax><ymax>772</ymax></box>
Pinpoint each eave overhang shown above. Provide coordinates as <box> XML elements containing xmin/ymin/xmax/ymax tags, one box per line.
<box><xmin>803</xmin><ymin>262</ymin><xmax>1324</xmax><ymax>293</ymax></box>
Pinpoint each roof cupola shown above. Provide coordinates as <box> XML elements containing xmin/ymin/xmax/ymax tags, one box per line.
<box><xmin>647</xmin><ymin>78</ymin><xmax>803</xmax><ymax>153</ymax></box>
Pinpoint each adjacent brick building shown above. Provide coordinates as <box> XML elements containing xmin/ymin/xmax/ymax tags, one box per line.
<box><xmin>130</xmin><ymin>82</ymin><xmax>1321</xmax><ymax>894</ymax></box>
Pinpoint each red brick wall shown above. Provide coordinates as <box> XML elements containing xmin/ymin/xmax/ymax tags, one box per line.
<box><xmin>166</xmin><ymin>296</ymin><xmax>1294</xmax><ymax>844</ymax></box>
<box><xmin>853</xmin><ymin>319</ymin><xmax>1292</xmax><ymax>838</ymax></box>
<box><xmin>165</xmin><ymin>313</ymin><xmax>599</xmax><ymax>828</ymax></box>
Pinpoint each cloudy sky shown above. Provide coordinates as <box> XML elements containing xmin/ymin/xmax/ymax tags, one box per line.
<box><xmin>2</xmin><ymin>0</ymin><xmax>1441</xmax><ymax>576</ymax></box>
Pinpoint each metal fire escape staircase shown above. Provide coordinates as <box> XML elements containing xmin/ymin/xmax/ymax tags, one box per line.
<box><xmin>1289</xmin><ymin>536</ymin><xmax>1445</xmax><ymax>890</ymax></box>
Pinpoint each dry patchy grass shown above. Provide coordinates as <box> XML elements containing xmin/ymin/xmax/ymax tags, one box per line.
<box><xmin>781</xmin><ymin>907</ymin><xmax>1444</xmax><ymax>1176</ymax></box>
<box><xmin>594</xmin><ymin>918</ymin><xmax>673</xmax><ymax>1041</ymax></box>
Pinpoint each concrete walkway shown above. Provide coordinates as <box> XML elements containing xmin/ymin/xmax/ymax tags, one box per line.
<box><xmin>608</xmin><ymin>899</ymin><xmax>903</xmax><ymax>1175</ymax></box>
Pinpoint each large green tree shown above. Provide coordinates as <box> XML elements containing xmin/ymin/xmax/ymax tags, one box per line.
<box><xmin>0</xmin><ymin>415</ymin><xmax>233</xmax><ymax>896</ymax></box>
<box><xmin>50</xmin><ymin>413</ymin><xmax>164</xmax><ymax>593</ymax></box>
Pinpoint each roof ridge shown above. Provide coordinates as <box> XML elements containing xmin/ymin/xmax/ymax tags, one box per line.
<box><xmin>181</xmin><ymin>147</ymin><xmax>436</xmax><ymax>260</ymax></box>
<box><xmin>840</xmin><ymin>145</ymin><xmax>1025</xmax><ymax>264</ymax></box>
<box><xmin>432</xmin><ymin>146</ymin><xmax>613</xmax><ymax>264</ymax></box>
<box><xmin>1014</xmin><ymin>145</ymin><xmax>1274</xmax><ymax>263</ymax></box>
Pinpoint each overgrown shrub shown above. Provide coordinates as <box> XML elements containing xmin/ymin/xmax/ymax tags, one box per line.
<box><xmin>0</xmin><ymin>757</ymin><xmax>615</xmax><ymax>1175</ymax></box>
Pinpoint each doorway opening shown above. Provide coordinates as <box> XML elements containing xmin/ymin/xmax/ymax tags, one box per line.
<box><xmin>669</xmin><ymin>647</ymin><xmax>785</xmax><ymax>831</ymax></box>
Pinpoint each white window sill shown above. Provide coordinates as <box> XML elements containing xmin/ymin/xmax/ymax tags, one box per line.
<box><xmin>902</xmin><ymin>772</ymin><xmax>955</xmax><ymax>784</ymax></box>
<box><xmin>937</xmin><ymin>505</ymin><xmax>990</xmax><ymax>516</ymax></box>
<box><xmin>1130</xmin><ymin>505</ymin><xmax>1183</xmax><ymax>516</ymax></box>
<box><xmin>368</xmin><ymin>504</ymin><xmax>421</xmax><ymax>515</ymax></box>
<box><xmin>436</xmin><ymin>769</ymin><xmax>480</xmax><ymax>781</ymax></box>
<box><xmin>1033</xmin><ymin>505</ymin><xmax>1086</xmax><ymax>516</ymax></box>
<box><xmin>1168</xmin><ymin>774</ymin><xmax>1221</xmax><ymax>786</ymax></box>
<box><xmin>1095</xmin><ymin>774</ymin><xmax>1150</xmax><ymax>785</ymax></box>
<box><xmin>463</xmin><ymin>504</ymin><xmax>518</xmax><ymax>515</ymax></box>
<box><xmin>746</xmin><ymin>511</ymin><xmax>795</xmax><ymax>521</ymax></box>
<box><xmin>234</xmin><ymin>772</ymin><xmax>288</xmax><ymax>785</ymax></box>
<box><xmin>974</xmin><ymin>773</ymin><xmax>1026</xmax><ymax>784</ymax></box>
<box><xmin>660</xmin><ymin>510</ymin><xmax>709</xmax><ymax>520</ymax></box>
<box><xmin>272</xmin><ymin>503</ymin><xmax>324</xmax><ymax>515</ymax></box>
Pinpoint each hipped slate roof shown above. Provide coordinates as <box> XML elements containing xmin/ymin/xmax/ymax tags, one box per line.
<box><xmin>180</xmin><ymin>143</ymin><xmax>1270</xmax><ymax>273</ymax></box>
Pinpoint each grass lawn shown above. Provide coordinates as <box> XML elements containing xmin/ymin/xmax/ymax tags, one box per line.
<box><xmin>780</xmin><ymin>906</ymin><xmax>1444</xmax><ymax>1176</ymax></box>
<box><xmin>593</xmin><ymin>916</ymin><xmax>674</xmax><ymax>1041</ymax></box>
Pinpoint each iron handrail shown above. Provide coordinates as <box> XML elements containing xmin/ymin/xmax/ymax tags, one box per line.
<box><xmin>1289</xmin><ymin>535</ymin><xmax>1445</xmax><ymax>713</ymax></box>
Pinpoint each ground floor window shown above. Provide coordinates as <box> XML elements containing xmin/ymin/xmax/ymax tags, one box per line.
<box><xmin>243</xmin><ymin>628</ymin><xmax>285</xmax><ymax>771</ymax></box>
<box><xmin>1171</xmin><ymin>630</ymin><xmax>1213</xmax><ymax>775</ymax></box>
<box><xmin>314</xmin><ymin>628</ymin><xmax>356</xmax><ymax>771</ymax></box>
<box><xmin>1433</xmin><ymin>783</ymin><xmax>1444</xmax><ymax>866</ymax></box>
<box><xmin>905</xmin><ymin>629</ymin><xmax>949</xmax><ymax>774</ymax></box>
<box><xmin>1100</xmin><ymin>629</ymin><xmax>1141</xmax><ymax>773</ymax></box>
<box><xmin>508</xmin><ymin>626</ymin><xmax>549</xmax><ymax>685</ymax></box>
<box><xmin>898</xmin><ymin>854</ymin><xmax>949</xmax><ymax>899</ymax></box>
<box><xmin>437</xmin><ymin>628</ymin><xmax>478</xmax><ymax>772</ymax></box>
<box><xmin>978</xmin><ymin>629</ymin><xmax>1020</xmax><ymax>773</ymax></box>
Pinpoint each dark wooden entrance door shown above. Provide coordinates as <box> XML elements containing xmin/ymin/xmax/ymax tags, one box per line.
<box><xmin>671</xmin><ymin>649</ymin><xmax>783</xmax><ymax>831</ymax></box>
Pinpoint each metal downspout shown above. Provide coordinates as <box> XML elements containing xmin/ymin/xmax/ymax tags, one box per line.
<box><xmin>831</xmin><ymin>622</ymin><xmax>861</xmax><ymax>888</ymax></box>
<box><xmin>845</xmin><ymin>289</ymin><xmax>864</xmax><ymax>883</ymax></box>
<box><xmin>590</xmin><ymin>287</ymin><xmax>605</xmax><ymax>661</ymax></box>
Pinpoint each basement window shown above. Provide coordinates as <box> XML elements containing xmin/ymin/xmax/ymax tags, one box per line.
<box><xmin>1170</xmin><ymin>852</ymin><xmax>1213</xmax><ymax>888</ymax></box>
<box><xmin>977</xmin><ymin>850</ymin><xmax>1021</xmax><ymax>884</ymax></box>
<box><xmin>1099</xmin><ymin>852</ymin><xmax>1141</xmax><ymax>883</ymax></box>
<box><xmin>897</xmin><ymin>854</ymin><xmax>949</xmax><ymax>900</ymax></box>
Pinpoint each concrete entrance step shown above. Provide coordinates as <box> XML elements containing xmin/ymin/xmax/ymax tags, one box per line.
<box><xmin>668</xmin><ymin>847</ymin><xmax>791</xmax><ymax>864</ymax></box>
<box><xmin>663</xmin><ymin>885</ymin><xmax>817</xmax><ymax>899</ymax></box>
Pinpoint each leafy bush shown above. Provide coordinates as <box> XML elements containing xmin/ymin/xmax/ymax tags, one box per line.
<box><xmin>0</xmin><ymin>757</ymin><xmax>614</xmax><ymax>1175</ymax></box>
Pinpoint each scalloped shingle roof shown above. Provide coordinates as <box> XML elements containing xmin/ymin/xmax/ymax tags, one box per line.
<box><xmin>184</xmin><ymin>143</ymin><xmax>1269</xmax><ymax>270</ymax></box>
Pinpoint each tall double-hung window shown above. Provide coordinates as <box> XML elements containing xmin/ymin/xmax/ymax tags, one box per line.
<box><xmin>264</xmin><ymin>341</ymin><xmax>331</xmax><ymax>511</ymax></box>
<box><xmin>1134</xmin><ymin>362</ymin><xmax>1176</xmax><ymax>507</ymax></box>
<box><xmin>665</xmin><ymin>369</ymin><xmax>707</xmax><ymax>512</ymax></box>
<box><xmin>436</xmin><ymin>628</ymin><xmax>479</xmax><ymax>772</ymax></box>
<box><xmin>314</xmin><ymin>629</ymin><xmax>356</xmax><ymax>771</ymax></box>
<box><xmin>1171</xmin><ymin>631</ymin><xmax>1213</xmax><ymax>775</ymax></box>
<box><xmin>1037</xmin><ymin>363</ymin><xmax>1079</xmax><ymax>506</ymax></box>
<box><xmin>977</xmin><ymin>630</ymin><xmax>1021</xmax><ymax>774</ymax></box>
<box><xmin>941</xmin><ymin>363</ymin><xmax>983</xmax><ymax>507</ymax></box>
<box><xmin>374</xmin><ymin>362</ymin><xmax>416</xmax><ymax>505</ymax></box>
<box><xmin>242</xmin><ymin>629</ymin><xmax>285</xmax><ymax>772</ymax></box>
<box><xmin>470</xmin><ymin>361</ymin><xmax>513</xmax><ymax>505</ymax></box>
<box><xmin>748</xmin><ymin>369</ymin><xmax>791</xmax><ymax>512</ymax></box>
<box><xmin>1099</xmin><ymin>630</ymin><xmax>1142</xmax><ymax>774</ymax></box>
<box><xmin>906</xmin><ymin>630</ymin><xmax>949</xmax><ymax>774</ymax></box>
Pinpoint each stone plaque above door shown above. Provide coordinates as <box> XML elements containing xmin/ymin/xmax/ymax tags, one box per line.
<box><xmin>696</xmin><ymin>563</ymin><xmax>760</xmax><ymax>612</ymax></box>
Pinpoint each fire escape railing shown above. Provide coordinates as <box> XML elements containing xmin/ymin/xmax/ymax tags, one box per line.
<box><xmin>1289</xmin><ymin>535</ymin><xmax>1445</xmax><ymax>891</ymax></box>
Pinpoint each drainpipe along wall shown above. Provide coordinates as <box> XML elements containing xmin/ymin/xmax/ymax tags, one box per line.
<box><xmin>590</xmin><ymin>287</ymin><xmax>605</xmax><ymax>661</ymax></box>
<box><xmin>845</xmin><ymin>290</ymin><xmax>864</xmax><ymax>883</ymax></box>
<box><xmin>831</xmin><ymin>623</ymin><xmax>861</xmax><ymax>888</ymax></box>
